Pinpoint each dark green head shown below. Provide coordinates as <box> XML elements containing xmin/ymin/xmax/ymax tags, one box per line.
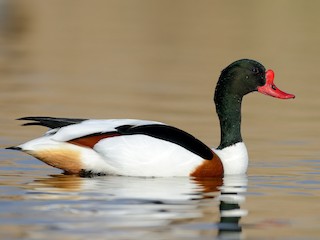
<box><xmin>215</xmin><ymin>59</ymin><xmax>295</xmax><ymax>104</ymax></box>
<box><xmin>215</xmin><ymin>59</ymin><xmax>266</xmax><ymax>101</ymax></box>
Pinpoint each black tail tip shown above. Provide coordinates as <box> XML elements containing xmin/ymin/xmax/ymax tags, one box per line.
<box><xmin>5</xmin><ymin>146</ymin><xmax>22</xmax><ymax>151</ymax></box>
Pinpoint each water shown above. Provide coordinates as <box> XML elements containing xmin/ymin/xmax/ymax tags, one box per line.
<box><xmin>1</xmin><ymin>1</ymin><xmax>320</xmax><ymax>239</ymax></box>
<box><xmin>1</xmin><ymin>156</ymin><xmax>320</xmax><ymax>239</ymax></box>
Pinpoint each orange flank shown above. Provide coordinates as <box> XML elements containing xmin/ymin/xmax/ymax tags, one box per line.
<box><xmin>68</xmin><ymin>133</ymin><xmax>121</xmax><ymax>148</ymax></box>
<box><xmin>26</xmin><ymin>148</ymin><xmax>83</xmax><ymax>174</ymax></box>
<box><xmin>190</xmin><ymin>153</ymin><xmax>224</xmax><ymax>178</ymax></box>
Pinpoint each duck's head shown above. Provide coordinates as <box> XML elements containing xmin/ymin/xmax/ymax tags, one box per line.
<box><xmin>215</xmin><ymin>59</ymin><xmax>295</xmax><ymax>101</ymax></box>
<box><xmin>214</xmin><ymin>59</ymin><xmax>295</xmax><ymax>151</ymax></box>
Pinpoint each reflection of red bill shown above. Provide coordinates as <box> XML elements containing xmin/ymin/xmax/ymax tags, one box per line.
<box><xmin>258</xmin><ymin>70</ymin><xmax>295</xmax><ymax>99</ymax></box>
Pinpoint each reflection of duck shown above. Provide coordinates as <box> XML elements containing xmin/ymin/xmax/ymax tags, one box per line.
<box><xmin>27</xmin><ymin>174</ymin><xmax>247</xmax><ymax>238</ymax></box>
<box><xmin>218</xmin><ymin>175</ymin><xmax>248</xmax><ymax>239</ymax></box>
<box><xmin>32</xmin><ymin>174</ymin><xmax>83</xmax><ymax>191</ymax></box>
<box><xmin>29</xmin><ymin>175</ymin><xmax>223</xmax><ymax>201</ymax></box>
<box><xmin>7</xmin><ymin>59</ymin><xmax>294</xmax><ymax>177</ymax></box>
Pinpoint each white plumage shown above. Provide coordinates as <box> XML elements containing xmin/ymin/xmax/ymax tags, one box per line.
<box><xmin>52</xmin><ymin>119</ymin><xmax>164</xmax><ymax>142</ymax></box>
<box><xmin>214</xmin><ymin>142</ymin><xmax>248</xmax><ymax>175</ymax></box>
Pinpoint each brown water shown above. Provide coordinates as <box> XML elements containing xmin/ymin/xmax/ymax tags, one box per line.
<box><xmin>1</xmin><ymin>1</ymin><xmax>320</xmax><ymax>239</ymax></box>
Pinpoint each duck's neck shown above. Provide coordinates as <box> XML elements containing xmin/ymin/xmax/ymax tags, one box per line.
<box><xmin>215</xmin><ymin>93</ymin><xmax>243</xmax><ymax>150</ymax></box>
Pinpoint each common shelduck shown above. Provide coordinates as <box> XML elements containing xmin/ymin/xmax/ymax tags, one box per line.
<box><xmin>7</xmin><ymin>59</ymin><xmax>295</xmax><ymax>177</ymax></box>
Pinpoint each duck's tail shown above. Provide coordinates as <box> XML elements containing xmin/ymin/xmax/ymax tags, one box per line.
<box><xmin>17</xmin><ymin>116</ymin><xmax>87</xmax><ymax>129</ymax></box>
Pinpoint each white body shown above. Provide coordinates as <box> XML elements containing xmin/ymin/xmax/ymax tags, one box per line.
<box><xmin>18</xmin><ymin>119</ymin><xmax>249</xmax><ymax>176</ymax></box>
<box><xmin>214</xmin><ymin>142</ymin><xmax>248</xmax><ymax>175</ymax></box>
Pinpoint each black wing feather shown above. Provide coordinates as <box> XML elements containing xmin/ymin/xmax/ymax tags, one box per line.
<box><xmin>18</xmin><ymin>116</ymin><xmax>87</xmax><ymax>129</ymax></box>
<box><xmin>116</xmin><ymin>124</ymin><xmax>214</xmax><ymax>160</ymax></box>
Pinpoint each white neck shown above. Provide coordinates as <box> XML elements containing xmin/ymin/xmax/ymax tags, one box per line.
<box><xmin>214</xmin><ymin>142</ymin><xmax>248</xmax><ymax>175</ymax></box>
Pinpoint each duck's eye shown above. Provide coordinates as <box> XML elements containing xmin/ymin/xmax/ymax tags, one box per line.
<box><xmin>252</xmin><ymin>68</ymin><xmax>259</xmax><ymax>74</ymax></box>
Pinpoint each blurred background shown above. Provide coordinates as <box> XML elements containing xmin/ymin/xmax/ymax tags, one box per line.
<box><xmin>0</xmin><ymin>0</ymin><xmax>319</xmax><ymax>164</ymax></box>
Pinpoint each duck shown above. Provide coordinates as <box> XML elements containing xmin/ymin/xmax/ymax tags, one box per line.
<box><xmin>6</xmin><ymin>59</ymin><xmax>295</xmax><ymax>177</ymax></box>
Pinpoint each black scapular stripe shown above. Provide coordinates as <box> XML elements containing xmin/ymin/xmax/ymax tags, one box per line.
<box><xmin>116</xmin><ymin>124</ymin><xmax>214</xmax><ymax>160</ymax></box>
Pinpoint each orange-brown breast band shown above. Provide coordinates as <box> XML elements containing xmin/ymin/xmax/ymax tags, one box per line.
<box><xmin>68</xmin><ymin>132</ymin><xmax>121</xmax><ymax>148</ymax></box>
<box><xmin>190</xmin><ymin>152</ymin><xmax>224</xmax><ymax>178</ymax></box>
